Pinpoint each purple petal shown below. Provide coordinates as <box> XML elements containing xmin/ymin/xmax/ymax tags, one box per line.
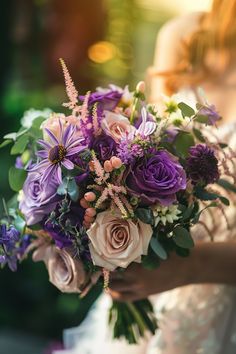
<box><xmin>56</xmin><ymin>165</ymin><xmax>62</xmax><ymax>183</ymax></box>
<box><xmin>66</xmin><ymin>145</ymin><xmax>85</xmax><ymax>156</ymax></box>
<box><xmin>66</xmin><ymin>138</ymin><xmax>84</xmax><ymax>149</ymax></box>
<box><xmin>58</xmin><ymin>119</ymin><xmax>63</xmax><ymax>142</ymax></box>
<box><xmin>37</xmin><ymin>139</ymin><xmax>52</xmax><ymax>150</ymax></box>
<box><xmin>45</xmin><ymin>128</ymin><xmax>59</xmax><ymax>145</ymax></box>
<box><xmin>62</xmin><ymin>158</ymin><xmax>74</xmax><ymax>170</ymax></box>
<box><xmin>41</xmin><ymin>164</ymin><xmax>56</xmax><ymax>183</ymax></box>
<box><xmin>36</xmin><ymin>150</ymin><xmax>48</xmax><ymax>158</ymax></box>
<box><xmin>63</xmin><ymin>124</ymin><xmax>74</xmax><ymax>146</ymax></box>
<box><xmin>28</xmin><ymin>159</ymin><xmax>50</xmax><ymax>172</ymax></box>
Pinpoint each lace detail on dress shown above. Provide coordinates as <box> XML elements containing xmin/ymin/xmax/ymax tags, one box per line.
<box><xmin>146</xmin><ymin>123</ymin><xmax>236</xmax><ymax>354</ymax></box>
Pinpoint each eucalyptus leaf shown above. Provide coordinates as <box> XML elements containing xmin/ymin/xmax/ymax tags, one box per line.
<box><xmin>9</xmin><ymin>167</ymin><xmax>27</xmax><ymax>192</ymax></box>
<box><xmin>135</xmin><ymin>208</ymin><xmax>154</xmax><ymax>225</ymax></box>
<box><xmin>11</xmin><ymin>135</ymin><xmax>29</xmax><ymax>155</ymax></box>
<box><xmin>142</xmin><ymin>251</ymin><xmax>160</xmax><ymax>270</ymax></box>
<box><xmin>67</xmin><ymin>178</ymin><xmax>79</xmax><ymax>202</ymax></box>
<box><xmin>174</xmin><ymin>131</ymin><xmax>195</xmax><ymax>158</ymax></box>
<box><xmin>173</xmin><ymin>226</ymin><xmax>194</xmax><ymax>249</ymax></box>
<box><xmin>178</xmin><ymin>102</ymin><xmax>195</xmax><ymax>117</ymax></box>
<box><xmin>192</xmin><ymin>202</ymin><xmax>218</xmax><ymax>224</ymax></box>
<box><xmin>194</xmin><ymin>186</ymin><xmax>230</xmax><ymax>206</ymax></box>
<box><xmin>150</xmin><ymin>237</ymin><xmax>168</xmax><ymax>260</ymax></box>
<box><xmin>195</xmin><ymin>115</ymin><xmax>209</xmax><ymax>124</ymax></box>
<box><xmin>57</xmin><ymin>179</ymin><xmax>68</xmax><ymax>196</ymax></box>
<box><xmin>181</xmin><ymin>203</ymin><xmax>195</xmax><ymax>221</ymax></box>
<box><xmin>217</xmin><ymin>179</ymin><xmax>236</xmax><ymax>194</ymax></box>
<box><xmin>192</xmin><ymin>128</ymin><xmax>205</xmax><ymax>143</ymax></box>
<box><xmin>14</xmin><ymin>215</ymin><xmax>26</xmax><ymax>233</ymax></box>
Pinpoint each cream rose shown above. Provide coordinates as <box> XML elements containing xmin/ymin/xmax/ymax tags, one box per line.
<box><xmin>87</xmin><ymin>210</ymin><xmax>153</xmax><ymax>271</ymax></box>
<box><xmin>33</xmin><ymin>243</ymin><xmax>87</xmax><ymax>293</ymax></box>
<box><xmin>101</xmin><ymin>111</ymin><xmax>135</xmax><ymax>142</ymax></box>
<box><xmin>41</xmin><ymin>113</ymin><xmax>81</xmax><ymax>141</ymax></box>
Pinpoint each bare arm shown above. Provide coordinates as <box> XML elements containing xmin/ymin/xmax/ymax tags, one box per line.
<box><xmin>109</xmin><ymin>241</ymin><xmax>236</xmax><ymax>302</ymax></box>
<box><xmin>149</xmin><ymin>13</ymin><xmax>202</xmax><ymax>102</ymax></box>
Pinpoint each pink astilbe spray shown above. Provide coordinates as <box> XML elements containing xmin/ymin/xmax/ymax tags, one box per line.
<box><xmin>91</xmin><ymin>152</ymin><xmax>109</xmax><ymax>185</ymax></box>
<box><xmin>60</xmin><ymin>58</ymin><xmax>79</xmax><ymax>110</ymax></box>
<box><xmin>92</xmin><ymin>103</ymin><xmax>101</xmax><ymax>136</ymax></box>
<box><xmin>81</xmin><ymin>91</ymin><xmax>91</xmax><ymax>124</ymax></box>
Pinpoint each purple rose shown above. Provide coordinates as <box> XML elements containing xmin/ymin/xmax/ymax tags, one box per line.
<box><xmin>79</xmin><ymin>89</ymin><xmax>122</xmax><ymax>111</ymax></box>
<box><xmin>125</xmin><ymin>150</ymin><xmax>186</xmax><ymax>206</ymax></box>
<box><xmin>90</xmin><ymin>134</ymin><xmax>117</xmax><ymax>161</ymax></box>
<box><xmin>20</xmin><ymin>172</ymin><xmax>59</xmax><ymax>225</ymax></box>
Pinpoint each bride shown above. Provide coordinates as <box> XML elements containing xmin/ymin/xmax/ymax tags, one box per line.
<box><xmin>54</xmin><ymin>1</ymin><xmax>236</xmax><ymax>353</ymax></box>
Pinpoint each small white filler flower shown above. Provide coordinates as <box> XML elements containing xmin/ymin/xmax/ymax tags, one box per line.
<box><xmin>152</xmin><ymin>204</ymin><xmax>181</xmax><ymax>227</ymax></box>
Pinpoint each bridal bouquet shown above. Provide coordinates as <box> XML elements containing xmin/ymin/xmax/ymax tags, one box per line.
<box><xmin>0</xmin><ymin>60</ymin><xmax>234</xmax><ymax>343</ymax></box>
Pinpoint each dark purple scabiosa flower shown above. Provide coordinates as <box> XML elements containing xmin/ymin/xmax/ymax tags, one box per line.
<box><xmin>90</xmin><ymin>134</ymin><xmax>117</xmax><ymax>161</ymax></box>
<box><xmin>186</xmin><ymin>144</ymin><xmax>219</xmax><ymax>185</ymax></box>
<box><xmin>79</xmin><ymin>87</ymin><xmax>122</xmax><ymax>111</ymax></box>
<box><xmin>19</xmin><ymin>171</ymin><xmax>60</xmax><ymax>226</ymax></box>
<box><xmin>125</xmin><ymin>150</ymin><xmax>186</xmax><ymax>206</ymax></box>
<box><xmin>31</xmin><ymin>120</ymin><xmax>85</xmax><ymax>183</ymax></box>
<box><xmin>197</xmin><ymin>104</ymin><xmax>221</xmax><ymax>125</ymax></box>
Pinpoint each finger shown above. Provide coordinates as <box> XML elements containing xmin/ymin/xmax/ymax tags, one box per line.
<box><xmin>109</xmin><ymin>279</ymin><xmax>131</xmax><ymax>292</ymax></box>
<box><xmin>109</xmin><ymin>289</ymin><xmax>140</xmax><ymax>302</ymax></box>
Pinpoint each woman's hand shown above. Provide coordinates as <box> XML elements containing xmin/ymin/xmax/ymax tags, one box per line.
<box><xmin>109</xmin><ymin>242</ymin><xmax>236</xmax><ymax>302</ymax></box>
<box><xmin>109</xmin><ymin>250</ymin><xmax>194</xmax><ymax>302</ymax></box>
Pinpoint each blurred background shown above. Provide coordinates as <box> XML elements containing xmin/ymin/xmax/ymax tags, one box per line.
<box><xmin>0</xmin><ymin>1</ymin><xmax>211</xmax><ymax>353</ymax></box>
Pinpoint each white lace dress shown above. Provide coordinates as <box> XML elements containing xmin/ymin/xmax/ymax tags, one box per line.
<box><xmin>54</xmin><ymin>120</ymin><xmax>236</xmax><ymax>354</ymax></box>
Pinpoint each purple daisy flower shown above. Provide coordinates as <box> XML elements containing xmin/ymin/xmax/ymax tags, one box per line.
<box><xmin>31</xmin><ymin>121</ymin><xmax>85</xmax><ymax>183</ymax></box>
<box><xmin>186</xmin><ymin>144</ymin><xmax>219</xmax><ymax>185</ymax></box>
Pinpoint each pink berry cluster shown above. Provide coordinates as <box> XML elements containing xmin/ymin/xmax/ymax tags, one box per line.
<box><xmin>80</xmin><ymin>156</ymin><xmax>123</xmax><ymax>228</ymax></box>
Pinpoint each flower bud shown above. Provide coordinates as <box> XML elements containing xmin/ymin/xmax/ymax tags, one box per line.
<box><xmin>136</xmin><ymin>81</ymin><xmax>145</xmax><ymax>94</ymax></box>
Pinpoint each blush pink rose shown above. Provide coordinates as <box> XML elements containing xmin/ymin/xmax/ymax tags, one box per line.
<box><xmin>101</xmin><ymin>111</ymin><xmax>135</xmax><ymax>142</ymax></box>
<box><xmin>33</xmin><ymin>242</ymin><xmax>87</xmax><ymax>293</ymax></box>
<box><xmin>87</xmin><ymin>210</ymin><xmax>153</xmax><ymax>271</ymax></box>
<box><xmin>41</xmin><ymin>113</ymin><xmax>82</xmax><ymax>141</ymax></box>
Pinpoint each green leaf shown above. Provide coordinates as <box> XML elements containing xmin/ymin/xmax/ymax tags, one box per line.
<box><xmin>142</xmin><ymin>251</ymin><xmax>160</xmax><ymax>270</ymax></box>
<box><xmin>67</xmin><ymin>178</ymin><xmax>79</xmax><ymax>202</ymax></box>
<box><xmin>3</xmin><ymin>132</ymin><xmax>17</xmax><ymax>140</ymax></box>
<box><xmin>10</xmin><ymin>135</ymin><xmax>29</xmax><ymax>155</ymax></box>
<box><xmin>192</xmin><ymin>128</ymin><xmax>205</xmax><ymax>143</ymax></box>
<box><xmin>14</xmin><ymin>215</ymin><xmax>26</xmax><ymax>233</ymax></box>
<box><xmin>181</xmin><ymin>203</ymin><xmax>195</xmax><ymax>221</ymax></box>
<box><xmin>173</xmin><ymin>226</ymin><xmax>194</xmax><ymax>249</ymax></box>
<box><xmin>217</xmin><ymin>179</ymin><xmax>236</xmax><ymax>194</ymax></box>
<box><xmin>57</xmin><ymin>179</ymin><xmax>68</xmax><ymax>196</ymax></box>
<box><xmin>192</xmin><ymin>202</ymin><xmax>218</xmax><ymax>224</ymax></box>
<box><xmin>194</xmin><ymin>186</ymin><xmax>230</xmax><ymax>206</ymax></box>
<box><xmin>57</xmin><ymin>177</ymin><xmax>79</xmax><ymax>202</ymax></box>
<box><xmin>178</xmin><ymin>102</ymin><xmax>195</xmax><ymax>117</ymax></box>
<box><xmin>195</xmin><ymin>115</ymin><xmax>209</xmax><ymax>124</ymax></box>
<box><xmin>150</xmin><ymin>237</ymin><xmax>168</xmax><ymax>260</ymax></box>
<box><xmin>135</xmin><ymin>208</ymin><xmax>154</xmax><ymax>225</ymax></box>
<box><xmin>174</xmin><ymin>131</ymin><xmax>195</xmax><ymax>158</ymax></box>
<box><xmin>31</xmin><ymin>116</ymin><xmax>46</xmax><ymax>129</ymax></box>
<box><xmin>8</xmin><ymin>166</ymin><xmax>27</xmax><ymax>192</ymax></box>
<box><xmin>0</xmin><ymin>139</ymin><xmax>12</xmax><ymax>149</ymax></box>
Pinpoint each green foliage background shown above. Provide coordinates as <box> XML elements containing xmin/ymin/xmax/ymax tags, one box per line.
<box><xmin>0</xmin><ymin>0</ymin><xmax>173</xmax><ymax>344</ymax></box>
